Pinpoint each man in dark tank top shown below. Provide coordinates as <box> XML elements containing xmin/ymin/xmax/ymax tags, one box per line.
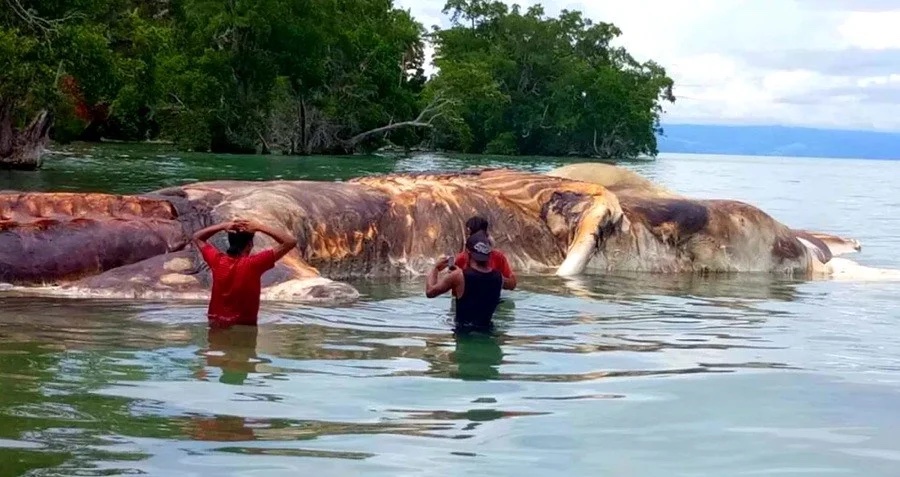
<box><xmin>425</xmin><ymin>231</ymin><xmax>503</xmax><ymax>333</ymax></box>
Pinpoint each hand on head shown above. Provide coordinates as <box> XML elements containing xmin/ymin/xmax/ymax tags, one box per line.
<box><xmin>228</xmin><ymin>219</ymin><xmax>256</xmax><ymax>233</ymax></box>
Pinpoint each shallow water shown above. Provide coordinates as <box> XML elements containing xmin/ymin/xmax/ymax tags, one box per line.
<box><xmin>2</xmin><ymin>145</ymin><xmax>900</xmax><ymax>476</ymax></box>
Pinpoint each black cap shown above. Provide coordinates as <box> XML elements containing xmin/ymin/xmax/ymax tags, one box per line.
<box><xmin>466</xmin><ymin>231</ymin><xmax>492</xmax><ymax>262</ymax></box>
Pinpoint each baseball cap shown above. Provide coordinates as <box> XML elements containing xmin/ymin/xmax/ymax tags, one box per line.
<box><xmin>465</xmin><ymin>231</ymin><xmax>492</xmax><ymax>262</ymax></box>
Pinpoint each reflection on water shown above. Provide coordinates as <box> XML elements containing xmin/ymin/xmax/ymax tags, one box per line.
<box><xmin>3</xmin><ymin>149</ymin><xmax>900</xmax><ymax>475</ymax></box>
<box><xmin>451</xmin><ymin>332</ymin><xmax>504</xmax><ymax>381</ymax></box>
<box><xmin>199</xmin><ymin>325</ymin><xmax>267</xmax><ymax>386</ymax></box>
<box><xmin>2</xmin><ymin>269</ymin><xmax>900</xmax><ymax>476</ymax></box>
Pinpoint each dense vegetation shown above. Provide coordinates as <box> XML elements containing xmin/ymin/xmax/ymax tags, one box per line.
<box><xmin>0</xmin><ymin>0</ymin><xmax>675</xmax><ymax>166</ymax></box>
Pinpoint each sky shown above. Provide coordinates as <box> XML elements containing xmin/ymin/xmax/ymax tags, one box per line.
<box><xmin>393</xmin><ymin>0</ymin><xmax>900</xmax><ymax>132</ymax></box>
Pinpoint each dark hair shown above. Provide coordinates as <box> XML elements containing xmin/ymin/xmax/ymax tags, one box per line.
<box><xmin>226</xmin><ymin>231</ymin><xmax>254</xmax><ymax>256</ymax></box>
<box><xmin>465</xmin><ymin>216</ymin><xmax>489</xmax><ymax>236</ymax></box>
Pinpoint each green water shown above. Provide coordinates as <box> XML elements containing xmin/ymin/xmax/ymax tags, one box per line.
<box><xmin>0</xmin><ymin>142</ymin><xmax>591</xmax><ymax>194</ymax></box>
<box><xmin>2</xmin><ymin>143</ymin><xmax>900</xmax><ymax>476</ymax></box>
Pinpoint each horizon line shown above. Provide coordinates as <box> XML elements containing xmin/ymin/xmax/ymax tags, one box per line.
<box><xmin>657</xmin><ymin>123</ymin><xmax>900</xmax><ymax>135</ymax></box>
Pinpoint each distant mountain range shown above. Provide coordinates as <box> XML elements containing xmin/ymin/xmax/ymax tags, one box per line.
<box><xmin>656</xmin><ymin>124</ymin><xmax>900</xmax><ymax>160</ymax></box>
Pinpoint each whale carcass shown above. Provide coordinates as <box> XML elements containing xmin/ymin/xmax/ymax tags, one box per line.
<box><xmin>0</xmin><ymin>166</ymin><xmax>871</xmax><ymax>304</ymax></box>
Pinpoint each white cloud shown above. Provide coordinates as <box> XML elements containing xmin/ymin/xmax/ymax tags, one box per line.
<box><xmin>839</xmin><ymin>11</ymin><xmax>900</xmax><ymax>49</ymax></box>
<box><xmin>394</xmin><ymin>0</ymin><xmax>900</xmax><ymax>131</ymax></box>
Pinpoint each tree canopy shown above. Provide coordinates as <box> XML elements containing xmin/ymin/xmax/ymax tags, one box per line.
<box><xmin>426</xmin><ymin>0</ymin><xmax>675</xmax><ymax>158</ymax></box>
<box><xmin>0</xmin><ymin>0</ymin><xmax>676</xmax><ymax>161</ymax></box>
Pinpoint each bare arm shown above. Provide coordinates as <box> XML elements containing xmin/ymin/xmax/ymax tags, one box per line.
<box><xmin>425</xmin><ymin>257</ymin><xmax>461</xmax><ymax>298</ymax></box>
<box><xmin>503</xmin><ymin>273</ymin><xmax>517</xmax><ymax>290</ymax></box>
<box><xmin>498</xmin><ymin>253</ymin><xmax>517</xmax><ymax>290</ymax></box>
<box><xmin>243</xmin><ymin>220</ymin><xmax>298</xmax><ymax>260</ymax></box>
<box><xmin>192</xmin><ymin>221</ymin><xmax>232</xmax><ymax>248</ymax></box>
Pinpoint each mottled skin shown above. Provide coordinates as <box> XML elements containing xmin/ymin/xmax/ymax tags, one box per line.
<box><xmin>588</xmin><ymin>194</ymin><xmax>831</xmax><ymax>275</ymax></box>
<box><xmin>349</xmin><ymin>169</ymin><xmax>626</xmax><ymax>276</ymax></box>
<box><xmin>0</xmin><ymin>169</ymin><xmax>626</xmax><ymax>303</ymax></box>
<box><xmin>0</xmin><ymin>165</ymin><xmax>873</xmax><ymax>304</ymax></box>
<box><xmin>546</xmin><ymin>162</ymin><xmax>864</xmax><ymax>276</ymax></box>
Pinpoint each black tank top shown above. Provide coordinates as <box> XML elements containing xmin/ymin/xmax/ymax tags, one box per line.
<box><xmin>454</xmin><ymin>268</ymin><xmax>503</xmax><ymax>333</ymax></box>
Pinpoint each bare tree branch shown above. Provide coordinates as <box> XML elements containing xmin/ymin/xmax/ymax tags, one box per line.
<box><xmin>5</xmin><ymin>0</ymin><xmax>84</xmax><ymax>36</ymax></box>
<box><xmin>592</xmin><ymin>121</ymin><xmax>628</xmax><ymax>158</ymax></box>
<box><xmin>539</xmin><ymin>103</ymin><xmax>552</xmax><ymax>129</ymax></box>
<box><xmin>343</xmin><ymin>96</ymin><xmax>455</xmax><ymax>148</ymax></box>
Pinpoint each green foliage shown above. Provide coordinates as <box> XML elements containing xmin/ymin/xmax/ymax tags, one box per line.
<box><xmin>427</xmin><ymin>0</ymin><xmax>676</xmax><ymax>158</ymax></box>
<box><xmin>1</xmin><ymin>0</ymin><xmax>675</xmax><ymax>158</ymax></box>
<box><xmin>0</xmin><ymin>0</ymin><xmax>171</xmax><ymax>142</ymax></box>
<box><xmin>0</xmin><ymin>26</ymin><xmax>57</xmax><ymax>120</ymax></box>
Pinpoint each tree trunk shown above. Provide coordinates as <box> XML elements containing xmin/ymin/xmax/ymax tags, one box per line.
<box><xmin>299</xmin><ymin>97</ymin><xmax>308</xmax><ymax>155</ymax></box>
<box><xmin>0</xmin><ymin>102</ymin><xmax>53</xmax><ymax>171</ymax></box>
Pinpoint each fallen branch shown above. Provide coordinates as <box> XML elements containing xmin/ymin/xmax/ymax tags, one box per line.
<box><xmin>343</xmin><ymin>97</ymin><xmax>455</xmax><ymax>148</ymax></box>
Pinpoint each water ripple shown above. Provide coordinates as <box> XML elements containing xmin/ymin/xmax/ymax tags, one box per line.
<box><xmin>2</xmin><ymin>151</ymin><xmax>900</xmax><ymax>475</ymax></box>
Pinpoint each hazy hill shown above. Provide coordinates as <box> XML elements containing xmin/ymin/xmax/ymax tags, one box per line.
<box><xmin>656</xmin><ymin>124</ymin><xmax>900</xmax><ymax>160</ymax></box>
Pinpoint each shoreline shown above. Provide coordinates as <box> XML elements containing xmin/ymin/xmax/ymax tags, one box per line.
<box><xmin>41</xmin><ymin>140</ymin><xmax>899</xmax><ymax>164</ymax></box>
<box><xmin>45</xmin><ymin>139</ymin><xmax>657</xmax><ymax>163</ymax></box>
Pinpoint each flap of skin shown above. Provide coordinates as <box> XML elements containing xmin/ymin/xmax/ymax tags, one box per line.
<box><xmin>69</xmin><ymin>248</ymin><xmax>321</xmax><ymax>291</ymax></box>
<box><xmin>792</xmin><ymin>229</ymin><xmax>861</xmax><ymax>257</ymax></box>
<box><xmin>0</xmin><ymin>192</ymin><xmax>187</xmax><ymax>285</ymax></box>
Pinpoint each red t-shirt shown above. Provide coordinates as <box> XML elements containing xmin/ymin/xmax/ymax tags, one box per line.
<box><xmin>199</xmin><ymin>243</ymin><xmax>276</xmax><ymax>326</ymax></box>
<box><xmin>454</xmin><ymin>249</ymin><xmax>513</xmax><ymax>278</ymax></box>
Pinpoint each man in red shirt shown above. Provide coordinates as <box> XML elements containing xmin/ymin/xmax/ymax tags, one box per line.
<box><xmin>192</xmin><ymin>219</ymin><xmax>297</xmax><ymax>328</ymax></box>
<box><xmin>454</xmin><ymin>216</ymin><xmax>517</xmax><ymax>290</ymax></box>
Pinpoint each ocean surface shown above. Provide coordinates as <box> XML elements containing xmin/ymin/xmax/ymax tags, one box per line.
<box><xmin>1</xmin><ymin>144</ymin><xmax>900</xmax><ymax>476</ymax></box>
